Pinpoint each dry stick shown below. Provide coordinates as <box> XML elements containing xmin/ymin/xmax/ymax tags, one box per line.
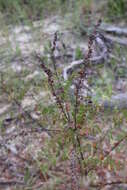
<box><xmin>0</xmin><ymin>124</ymin><xmax>61</xmax><ymax>146</ymax></box>
<box><xmin>0</xmin><ymin>181</ymin><xmax>24</xmax><ymax>187</ymax></box>
<box><xmin>91</xmin><ymin>180</ymin><xmax>127</xmax><ymax>188</ymax></box>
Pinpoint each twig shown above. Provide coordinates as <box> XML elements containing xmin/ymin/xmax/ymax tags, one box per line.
<box><xmin>100</xmin><ymin>23</ymin><xmax>127</xmax><ymax>36</ymax></box>
<box><xmin>85</xmin><ymin>133</ymin><xmax>127</xmax><ymax>175</ymax></box>
<box><xmin>105</xmin><ymin>35</ymin><xmax>127</xmax><ymax>46</ymax></box>
<box><xmin>104</xmin><ymin>134</ymin><xmax>127</xmax><ymax>158</ymax></box>
<box><xmin>51</xmin><ymin>31</ymin><xmax>59</xmax><ymax>80</ymax></box>
<box><xmin>0</xmin><ymin>180</ymin><xmax>24</xmax><ymax>186</ymax></box>
<box><xmin>91</xmin><ymin>180</ymin><xmax>127</xmax><ymax>188</ymax></box>
<box><xmin>51</xmin><ymin>32</ymin><xmax>71</xmax><ymax>122</ymax></box>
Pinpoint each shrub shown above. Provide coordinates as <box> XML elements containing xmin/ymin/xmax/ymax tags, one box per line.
<box><xmin>34</xmin><ymin>19</ymin><xmax>127</xmax><ymax>189</ymax></box>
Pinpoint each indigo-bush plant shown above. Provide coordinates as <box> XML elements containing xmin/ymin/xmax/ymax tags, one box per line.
<box><xmin>34</xmin><ymin>17</ymin><xmax>127</xmax><ymax>189</ymax></box>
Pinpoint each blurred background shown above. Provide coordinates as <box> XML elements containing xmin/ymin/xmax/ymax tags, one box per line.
<box><xmin>0</xmin><ymin>0</ymin><xmax>126</xmax><ymax>25</ymax></box>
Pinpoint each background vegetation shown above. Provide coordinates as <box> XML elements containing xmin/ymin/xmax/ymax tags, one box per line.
<box><xmin>0</xmin><ymin>0</ymin><xmax>126</xmax><ymax>24</ymax></box>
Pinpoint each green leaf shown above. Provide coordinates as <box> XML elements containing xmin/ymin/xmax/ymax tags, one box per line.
<box><xmin>24</xmin><ymin>168</ymin><xmax>31</xmax><ymax>184</ymax></box>
<box><xmin>75</xmin><ymin>47</ymin><xmax>83</xmax><ymax>60</ymax></box>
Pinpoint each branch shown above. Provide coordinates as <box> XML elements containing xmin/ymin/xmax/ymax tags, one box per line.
<box><xmin>63</xmin><ymin>54</ymin><xmax>106</xmax><ymax>80</ymax></box>
<box><xmin>91</xmin><ymin>180</ymin><xmax>127</xmax><ymax>188</ymax></box>
<box><xmin>101</xmin><ymin>93</ymin><xmax>127</xmax><ymax>110</ymax></box>
<box><xmin>100</xmin><ymin>23</ymin><xmax>127</xmax><ymax>36</ymax></box>
<box><xmin>63</xmin><ymin>33</ymin><xmax>110</xmax><ymax>80</ymax></box>
<box><xmin>80</xmin><ymin>22</ymin><xmax>127</xmax><ymax>37</ymax></box>
<box><xmin>104</xmin><ymin>134</ymin><xmax>127</xmax><ymax>158</ymax></box>
<box><xmin>105</xmin><ymin>35</ymin><xmax>127</xmax><ymax>46</ymax></box>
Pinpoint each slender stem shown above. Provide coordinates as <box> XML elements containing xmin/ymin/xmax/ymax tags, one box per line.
<box><xmin>51</xmin><ymin>32</ymin><xmax>71</xmax><ymax>122</ymax></box>
<box><xmin>76</xmin><ymin>135</ymin><xmax>84</xmax><ymax>160</ymax></box>
<box><xmin>104</xmin><ymin>134</ymin><xmax>127</xmax><ymax>158</ymax></box>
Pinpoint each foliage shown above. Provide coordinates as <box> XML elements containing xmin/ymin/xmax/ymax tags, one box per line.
<box><xmin>0</xmin><ymin>0</ymin><xmax>93</xmax><ymax>27</ymax></box>
<box><xmin>105</xmin><ymin>0</ymin><xmax>127</xmax><ymax>22</ymax></box>
<box><xmin>0</xmin><ymin>0</ymin><xmax>66</xmax><ymax>24</ymax></box>
<box><xmin>107</xmin><ymin>0</ymin><xmax>126</xmax><ymax>17</ymax></box>
<box><xmin>0</xmin><ymin>0</ymin><xmax>127</xmax><ymax>26</ymax></box>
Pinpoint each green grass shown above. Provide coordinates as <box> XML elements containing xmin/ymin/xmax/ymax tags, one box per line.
<box><xmin>0</xmin><ymin>0</ymin><xmax>93</xmax><ymax>25</ymax></box>
<box><xmin>107</xmin><ymin>0</ymin><xmax>126</xmax><ymax>17</ymax></box>
<box><xmin>0</xmin><ymin>0</ymin><xmax>66</xmax><ymax>24</ymax></box>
